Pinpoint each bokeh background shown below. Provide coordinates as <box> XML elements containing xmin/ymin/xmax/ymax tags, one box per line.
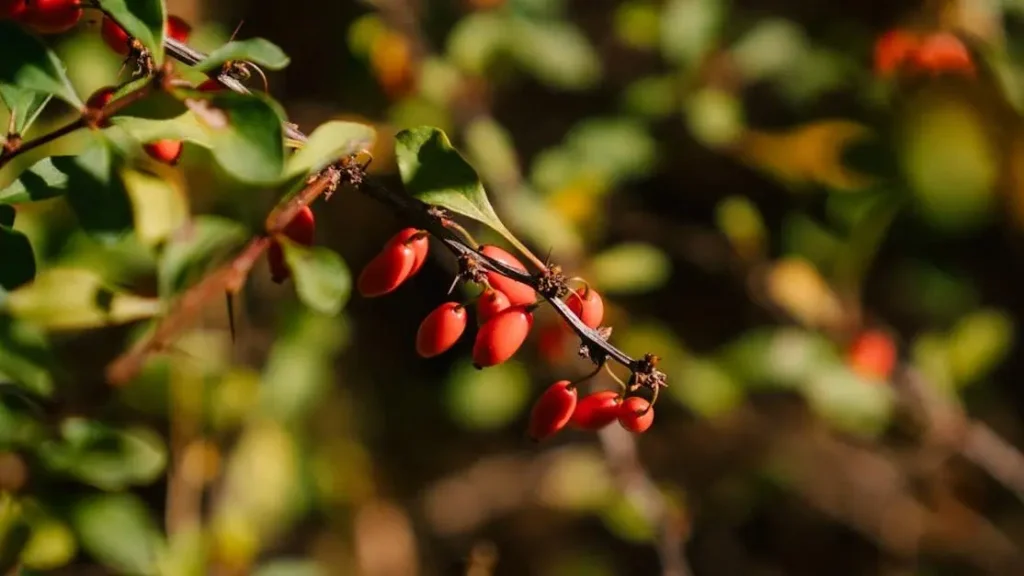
<box><xmin>5</xmin><ymin>0</ymin><xmax>1024</xmax><ymax>574</ymax></box>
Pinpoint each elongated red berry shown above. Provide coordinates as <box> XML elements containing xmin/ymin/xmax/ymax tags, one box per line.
<box><xmin>874</xmin><ymin>29</ymin><xmax>918</xmax><ymax>78</ymax></box>
<box><xmin>100</xmin><ymin>15</ymin><xmax>130</xmax><ymax>55</ymax></box>
<box><xmin>0</xmin><ymin>0</ymin><xmax>27</xmax><ymax>20</ymax></box>
<box><xmin>537</xmin><ymin>320</ymin><xmax>570</xmax><ymax>364</ymax></box>
<box><xmin>528</xmin><ymin>380</ymin><xmax>577</xmax><ymax>441</ymax></box>
<box><xmin>357</xmin><ymin>241</ymin><xmax>416</xmax><ymax>297</ymax></box>
<box><xmin>472</xmin><ymin>305</ymin><xmax>533</xmax><ymax>368</ymax></box>
<box><xmin>269</xmin><ymin>206</ymin><xmax>316</xmax><ymax>284</ymax></box>
<box><xmin>23</xmin><ymin>0</ymin><xmax>82</xmax><ymax>34</ymax></box>
<box><xmin>566</xmin><ymin>286</ymin><xmax>604</xmax><ymax>329</ymax></box>
<box><xmin>570</xmin><ymin>391</ymin><xmax>621</xmax><ymax>430</ymax></box>
<box><xmin>166</xmin><ymin>15</ymin><xmax>190</xmax><ymax>42</ymax></box>
<box><xmin>480</xmin><ymin>244</ymin><xmax>536</xmax><ymax>306</ymax></box>
<box><xmin>416</xmin><ymin>302</ymin><xmax>467</xmax><ymax>357</ymax></box>
<box><xmin>387</xmin><ymin>228</ymin><xmax>429</xmax><ymax>278</ymax></box>
<box><xmin>476</xmin><ymin>289</ymin><xmax>510</xmax><ymax>325</ymax></box>
<box><xmin>910</xmin><ymin>32</ymin><xmax>974</xmax><ymax>76</ymax></box>
<box><xmin>847</xmin><ymin>329</ymin><xmax>896</xmax><ymax>382</ymax></box>
<box><xmin>618</xmin><ymin>397</ymin><xmax>654</xmax><ymax>433</ymax></box>
<box><xmin>144</xmin><ymin>139</ymin><xmax>183</xmax><ymax>165</ymax></box>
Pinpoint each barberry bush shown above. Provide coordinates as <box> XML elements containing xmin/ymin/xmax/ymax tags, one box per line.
<box><xmin>2</xmin><ymin>0</ymin><xmax>1024</xmax><ymax>574</ymax></box>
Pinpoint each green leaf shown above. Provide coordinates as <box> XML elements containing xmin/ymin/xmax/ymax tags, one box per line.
<box><xmin>279</xmin><ymin>239</ymin><xmax>351</xmax><ymax>316</ymax></box>
<box><xmin>0</xmin><ymin>157</ymin><xmax>71</xmax><ymax>205</ymax></box>
<box><xmin>0</xmin><ymin>315</ymin><xmax>56</xmax><ymax>398</ymax></box>
<box><xmin>5</xmin><ymin>268</ymin><xmax>161</xmax><ymax>331</ymax></box>
<box><xmin>96</xmin><ymin>0</ymin><xmax>167</xmax><ymax>65</ymax></box>
<box><xmin>947</xmin><ymin>309</ymin><xmax>1015</xmax><ymax>387</ymax></box>
<box><xmin>254</xmin><ymin>560</ymin><xmax>326</xmax><ymax>576</ymax></box>
<box><xmin>660</xmin><ymin>0</ymin><xmax>726</xmax><ymax>69</ymax></box>
<box><xmin>395</xmin><ymin>127</ymin><xmax>514</xmax><ymax>239</ymax></box>
<box><xmin>194</xmin><ymin>39</ymin><xmax>291</xmax><ymax>73</ymax></box>
<box><xmin>673</xmin><ymin>358</ymin><xmax>743</xmax><ymax>418</ymax></box>
<box><xmin>20</xmin><ymin>516</ymin><xmax>76</xmax><ymax>572</ymax></box>
<box><xmin>72</xmin><ymin>493</ymin><xmax>163</xmax><ymax>576</ymax></box>
<box><xmin>0</xmin><ymin>85</ymin><xmax>51</xmax><ymax>134</ymax></box>
<box><xmin>446</xmin><ymin>12</ymin><xmax>506</xmax><ymax>75</ymax></box>
<box><xmin>0</xmin><ymin>221</ymin><xmax>35</xmax><ymax>293</ymax></box>
<box><xmin>111</xmin><ymin>113</ymin><xmax>212</xmax><ymax>148</ymax></box>
<box><xmin>0</xmin><ymin>21</ymin><xmax>82</xmax><ymax>108</ymax></box>
<box><xmin>53</xmin><ymin>143</ymin><xmax>135</xmax><ymax>244</ymax></box>
<box><xmin>187</xmin><ymin>92</ymin><xmax>285</xmax><ymax>184</ymax></box>
<box><xmin>804</xmin><ymin>364</ymin><xmax>895</xmax><ymax>438</ymax></box>
<box><xmin>120</xmin><ymin>167</ymin><xmax>189</xmax><ymax>247</ymax></box>
<box><xmin>39</xmin><ymin>419</ymin><xmax>166</xmax><ymax>490</ymax></box>
<box><xmin>445</xmin><ymin>359</ymin><xmax>531</xmax><ymax>430</ymax></box>
<box><xmin>507</xmin><ymin>19</ymin><xmax>601</xmax><ymax>90</ymax></box>
<box><xmin>260</xmin><ymin>311</ymin><xmax>346</xmax><ymax>423</ymax></box>
<box><xmin>158</xmin><ymin>216</ymin><xmax>249</xmax><ymax>297</ymax></box>
<box><xmin>587</xmin><ymin>243</ymin><xmax>671</xmax><ymax>295</ymax></box>
<box><xmin>284</xmin><ymin>121</ymin><xmax>376</xmax><ymax>180</ymax></box>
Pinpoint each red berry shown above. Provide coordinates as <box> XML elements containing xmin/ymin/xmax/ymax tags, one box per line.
<box><xmin>874</xmin><ymin>29</ymin><xmax>919</xmax><ymax>77</ymax></box>
<box><xmin>416</xmin><ymin>302</ymin><xmax>468</xmax><ymax>358</ymax></box>
<box><xmin>100</xmin><ymin>15</ymin><xmax>130</xmax><ymax>55</ymax></box>
<box><xmin>387</xmin><ymin>228</ymin><xmax>429</xmax><ymax>278</ymax></box>
<box><xmin>847</xmin><ymin>329</ymin><xmax>896</xmax><ymax>382</ymax></box>
<box><xmin>472</xmin><ymin>305</ymin><xmax>533</xmax><ymax>368</ymax></box>
<box><xmin>165</xmin><ymin>15</ymin><xmax>190</xmax><ymax>43</ymax></box>
<box><xmin>566</xmin><ymin>286</ymin><xmax>604</xmax><ymax>329</ymax></box>
<box><xmin>197</xmin><ymin>78</ymin><xmax>222</xmax><ymax>92</ymax></box>
<box><xmin>527</xmin><ymin>380</ymin><xmax>577</xmax><ymax>441</ymax></box>
<box><xmin>357</xmin><ymin>241</ymin><xmax>416</xmax><ymax>297</ymax></box>
<box><xmin>0</xmin><ymin>0</ymin><xmax>27</xmax><ymax>20</ymax></box>
<box><xmin>480</xmin><ymin>244</ymin><xmax>536</xmax><ymax>306</ymax></box>
<box><xmin>143</xmin><ymin>139</ymin><xmax>183</xmax><ymax>165</ymax></box>
<box><xmin>23</xmin><ymin>0</ymin><xmax>82</xmax><ymax>34</ymax></box>
<box><xmin>536</xmin><ymin>320</ymin><xmax>570</xmax><ymax>364</ymax></box>
<box><xmin>910</xmin><ymin>32</ymin><xmax>974</xmax><ymax>75</ymax></box>
<box><xmin>476</xmin><ymin>289</ymin><xmax>510</xmax><ymax>325</ymax></box>
<box><xmin>268</xmin><ymin>241</ymin><xmax>289</xmax><ymax>284</ymax></box>
<box><xmin>268</xmin><ymin>206</ymin><xmax>316</xmax><ymax>284</ymax></box>
<box><xmin>570</xmin><ymin>390</ymin><xmax>621</xmax><ymax>430</ymax></box>
<box><xmin>618</xmin><ymin>396</ymin><xmax>654</xmax><ymax>433</ymax></box>
<box><xmin>86</xmin><ymin>85</ymin><xmax>116</xmax><ymax>110</ymax></box>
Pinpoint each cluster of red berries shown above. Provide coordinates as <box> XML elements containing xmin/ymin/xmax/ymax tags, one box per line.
<box><xmin>1</xmin><ymin>0</ymin><xmax>82</xmax><ymax>35</ymax></box>
<box><xmin>873</xmin><ymin>29</ymin><xmax>974</xmax><ymax>78</ymax></box>
<box><xmin>356</xmin><ymin>228</ymin><xmax>657</xmax><ymax>440</ymax></box>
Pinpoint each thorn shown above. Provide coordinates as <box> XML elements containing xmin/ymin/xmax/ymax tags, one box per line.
<box><xmin>229</xmin><ymin>19</ymin><xmax>245</xmax><ymax>42</ymax></box>
<box><xmin>225</xmin><ymin>291</ymin><xmax>237</xmax><ymax>343</ymax></box>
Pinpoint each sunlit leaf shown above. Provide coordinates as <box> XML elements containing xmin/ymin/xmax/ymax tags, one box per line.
<box><xmin>96</xmin><ymin>0</ymin><xmax>167</xmax><ymax>65</ymax></box>
<box><xmin>20</xmin><ymin>516</ymin><xmax>76</xmax><ymax>571</ymax></box>
<box><xmin>284</xmin><ymin>121</ymin><xmax>376</xmax><ymax>180</ymax></box>
<box><xmin>804</xmin><ymin>363</ymin><xmax>895</xmax><ymax>438</ymax></box>
<box><xmin>685</xmin><ymin>88</ymin><xmax>744</xmax><ymax>148</ymax></box>
<box><xmin>660</xmin><ymin>0</ymin><xmax>724</xmax><ymax>68</ymax></box>
<box><xmin>445</xmin><ymin>359</ymin><xmax>531</xmax><ymax>430</ymax></box>
<box><xmin>446</xmin><ymin>12</ymin><xmax>507</xmax><ymax>75</ymax></box>
<box><xmin>947</xmin><ymin>309</ymin><xmax>1015</xmax><ymax>387</ymax></box>
<box><xmin>0</xmin><ymin>21</ymin><xmax>82</xmax><ymax>107</ymax></box>
<box><xmin>0</xmin><ymin>85</ymin><xmax>51</xmax><ymax>134</ymax></box>
<box><xmin>730</xmin><ymin>18</ymin><xmax>808</xmax><ymax>82</ymax></box>
<box><xmin>194</xmin><ymin>39</ymin><xmax>290</xmax><ymax>73</ymax></box>
<box><xmin>463</xmin><ymin>117</ymin><xmax>520</xmax><ymax>190</ymax></box>
<box><xmin>120</xmin><ymin>167</ymin><xmax>189</xmax><ymax>247</ymax></box>
<box><xmin>587</xmin><ymin>243</ymin><xmax>671</xmax><ymax>295</ymax></box>
<box><xmin>279</xmin><ymin>239</ymin><xmax>351</xmax><ymax>316</ymax></box>
<box><xmin>72</xmin><ymin>493</ymin><xmax>163</xmax><ymax>575</ymax></box>
<box><xmin>158</xmin><ymin>216</ymin><xmax>249</xmax><ymax>297</ymax></box>
<box><xmin>111</xmin><ymin>113</ymin><xmax>212</xmax><ymax>148</ymax></box>
<box><xmin>507</xmin><ymin>19</ymin><xmax>601</xmax><ymax>90</ymax></box>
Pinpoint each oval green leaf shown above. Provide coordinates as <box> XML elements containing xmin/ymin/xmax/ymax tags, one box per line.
<box><xmin>194</xmin><ymin>38</ymin><xmax>291</xmax><ymax>73</ymax></box>
<box><xmin>279</xmin><ymin>238</ymin><xmax>351</xmax><ymax>316</ymax></box>
<box><xmin>72</xmin><ymin>493</ymin><xmax>163</xmax><ymax>576</ymax></box>
<box><xmin>187</xmin><ymin>92</ymin><xmax>286</xmax><ymax>184</ymax></box>
<box><xmin>0</xmin><ymin>21</ymin><xmax>81</xmax><ymax>108</ymax></box>
<box><xmin>284</xmin><ymin>120</ymin><xmax>376</xmax><ymax>180</ymax></box>
<box><xmin>587</xmin><ymin>242</ymin><xmax>671</xmax><ymax>295</ymax></box>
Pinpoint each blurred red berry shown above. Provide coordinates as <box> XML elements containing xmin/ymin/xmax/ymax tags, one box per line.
<box><xmin>85</xmin><ymin>85</ymin><xmax>117</xmax><ymax>127</ymax></box>
<box><xmin>618</xmin><ymin>396</ymin><xmax>654</xmax><ymax>433</ymax></box>
<box><xmin>536</xmin><ymin>320</ymin><xmax>570</xmax><ymax>364</ymax></box>
<box><xmin>416</xmin><ymin>302</ymin><xmax>467</xmax><ymax>358</ymax></box>
<box><xmin>910</xmin><ymin>32</ymin><xmax>974</xmax><ymax>75</ymax></box>
<box><xmin>528</xmin><ymin>380</ymin><xmax>577</xmax><ymax>441</ymax></box>
<box><xmin>197</xmin><ymin>78</ymin><xmax>222</xmax><ymax>92</ymax></box>
<box><xmin>357</xmin><ymin>239</ymin><xmax>416</xmax><ymax>297</ymax></box>
<box><xmin>0</xmin><ymin>0</ymin><xmax>26</xmax><ymax>20</ymax></box>
<box><xmin>143</xmin><ymin>139</ymin><xmax>183</xmax><ymax>165</ymax></box>
<box><xmin>388</xmin><ymin>227</ymin><xmax>429</xmax><ymax>278</ymax></box>
<box><xmin>566</xmin><ymin>285</ymin><xmax>604</xmax><ymax>329</ymax></box>
<box><xmin>165</xmin><ymin>15</ymin><xmax>190</xmax><ymax>43</ymax></box>
<box><xmin>874</xmin><ymin>29</ymin><xmax>919</xmax><ymax>77</ymax></box>
<box><xmin>847</xmin><ymin>329</ymin><xmax>896</xmax><ymax>382</ymax></box>
<box><xmin>100</xmin><ymin>16</ymin><xmax>131</xmax><ymax>55</ymax></box>
<box><xmin>269</xmin><ymin>206</ymin><xmax>316</xmax><ymax>284</ymax></box>
<box><xmin>480</xmin><ymin>244</ymin><xmax>536</xmax><ymax>306</ymax></box>
<box><xmin>472</xmin><ymin>305</ymin><xmax>533</xmax><ymax>368</ymax></box>
<box><xmin>476</xmin><ymin>289</ymin><xmax>510</xmax><ymax>325</ymax></box>
<box><xmin>22</xmin><ymin>0</ymin><xmax>81</xmax><ymax>34</ymax></box>
<box><xmin>570</xmin><ymin>390</ymin><xmax>621</xmax><ymax>430</ymax></box>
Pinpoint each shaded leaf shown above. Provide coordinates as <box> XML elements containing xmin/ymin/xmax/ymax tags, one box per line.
<box><xmin>284</xmin><ymin>121</ymin><xmax>376</xmax><ymax>180</ymax></box>
<box><xmin>5</xmin><ymin>268</ymin><xmax>161</xmax><ymax>331</ymax></box>
<box><xmin>0</xmin><ymin>21</ymin><xmax>81</xmax><ymax>107</ymax></box>
<box><xmin>0</xmin><ymin>85</ymin><xmax>51</xmax><ymax>134</ymax></box>
<box><xmin>279</xmin><ymin>239</ymin><xmax>351</xmax><ymax>316</ymax></box>
<box><xmin>96</xmin><ymin>0</ymin><xmax>167</xmax><ymax>65</ymax></box>
<box><xmin>39</xmin><ymin>419</ymin><xmax>166</xmax><ymax>490</ymax></box>
<box><xmin>0</xmin><ymin>157</ymin><xmax>72</xmax><ymax>205</ymax></box>
<box><xmin>587</xmin><ymin>243</ymin><xmax>671</xmax><ymax>295</ymax></box>
<box><xmin>0</xmin><ymin>220</ymin><xmax>35</xmax><ymax>293</ymax></box>
<box><xmin>53</xmin><ymin>143</ymin><xmax>134</xmax><ymax>244</ymax></box>
<box><xmin>0</xmin><ymin>315</ymin><xmax>55</xmax><ymax>397</ymax></box>
<box><xmin>158</xmin><ymin>216</ymin><xmax>248</xmax><ymax>297</ymax></box>
<box><xmin>72</xmin><ymin>493</ymin><xmax>163</xmax><ymax>576</ymax></box>
<box><xmin>195</xmin><ymin>39</ymin><xmax>291</xmax><ymax>73</ymax></box>
<box><xmin>187</xmin><ymin>92</ymin><xmax>285</xmax><ymax>184</ymax></box>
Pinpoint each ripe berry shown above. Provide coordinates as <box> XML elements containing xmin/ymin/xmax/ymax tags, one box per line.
<box><xmin>472</xmin><ymin>305</ymin><xmax>533</xmax><ymax>368</ymax></box>
<box><xmin>536</xmin><ymin>320</ymin><xmax>570</xmax><ymax>364</ymax></box>
<box><xmin>910</xmin><ymin>33</ymin><xmax>974</xmax><ymax>76</ymax></box>
<box><xmin>618</xmin><ymin>396</ymin><xmax>654</xmax><ymax>433</ymax></box>
<box><xmin>86</xmin><ymin>85</ymin><xmax>116</xmax><ymax>110</ymax></box>
<box><xmin>566</xmin><ymin>286</ymin><xmax>604</xmax><ymax>329</ymax></box>
<box><xmin>476</xmin><ymin>289</ymin><xmax>510</xmax><ymax>325</ymax></box>
<box><xmin>416</xmin><ymin>302</ymin><xmax>467</xmax><ymax>358</ymax></box>
<box><xmin>268</xmin><ymin>206</ymin><xmax>316</xmax><ymax>284</ymax></box>
<box><xmin>143</xmin><ymin>139</ymin><xmax>183</xmax><ymax>165</ymax></box>
<box><xmin>388</xmin><ymin>228</ymin><xmax>429</xmax><ymax>278</ymax></box>
<box><xmin>166</xmin><ymin>15</ymin><xmax>191</xmax><ymax>43</ymax></box>
<box><xmin>0</xmin><ymin>0</ymin><xmax>26</xmax><ymax>20</ymax></box>
<box><xmin>22</xmin><ymin>0</ymin><xmax>82</xmax><ymax>34</ymax></box>
<box><xmin>480</xmin><ymin>244</ymin><xmax>536</xmax><ymax>306</ymax></box>
<box><xmin>197</xmin><ymin>78</ymin><xmax>222</xmax><ymax>92</ymax></box>
<box><xmin>357</xmin><ymin>239</ymin><xmax>416</xmax><ymax>297</ymax></box>
<box><xmin>570</xmin><ymin>390</ymin><xmax>621</xmax><ymax>430</ymax></box>
<box><xmin>847</xmin><ymin>329</ymin><xmax>896</xmax><ymax>382</ymax></box>
<box><xmin>527</xmin><ymin>380</ymin><xmax>577</xmax><ymax>441</ymax></box>
<box><xmin>874</xmin><ymin>29</ymin><xmax>918</xmax><ymax>78</ymax></box>
<box><xmin>100</xmin><ymin>16</ymin><xmax>131</xmax><ymax>55</ymax></box>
